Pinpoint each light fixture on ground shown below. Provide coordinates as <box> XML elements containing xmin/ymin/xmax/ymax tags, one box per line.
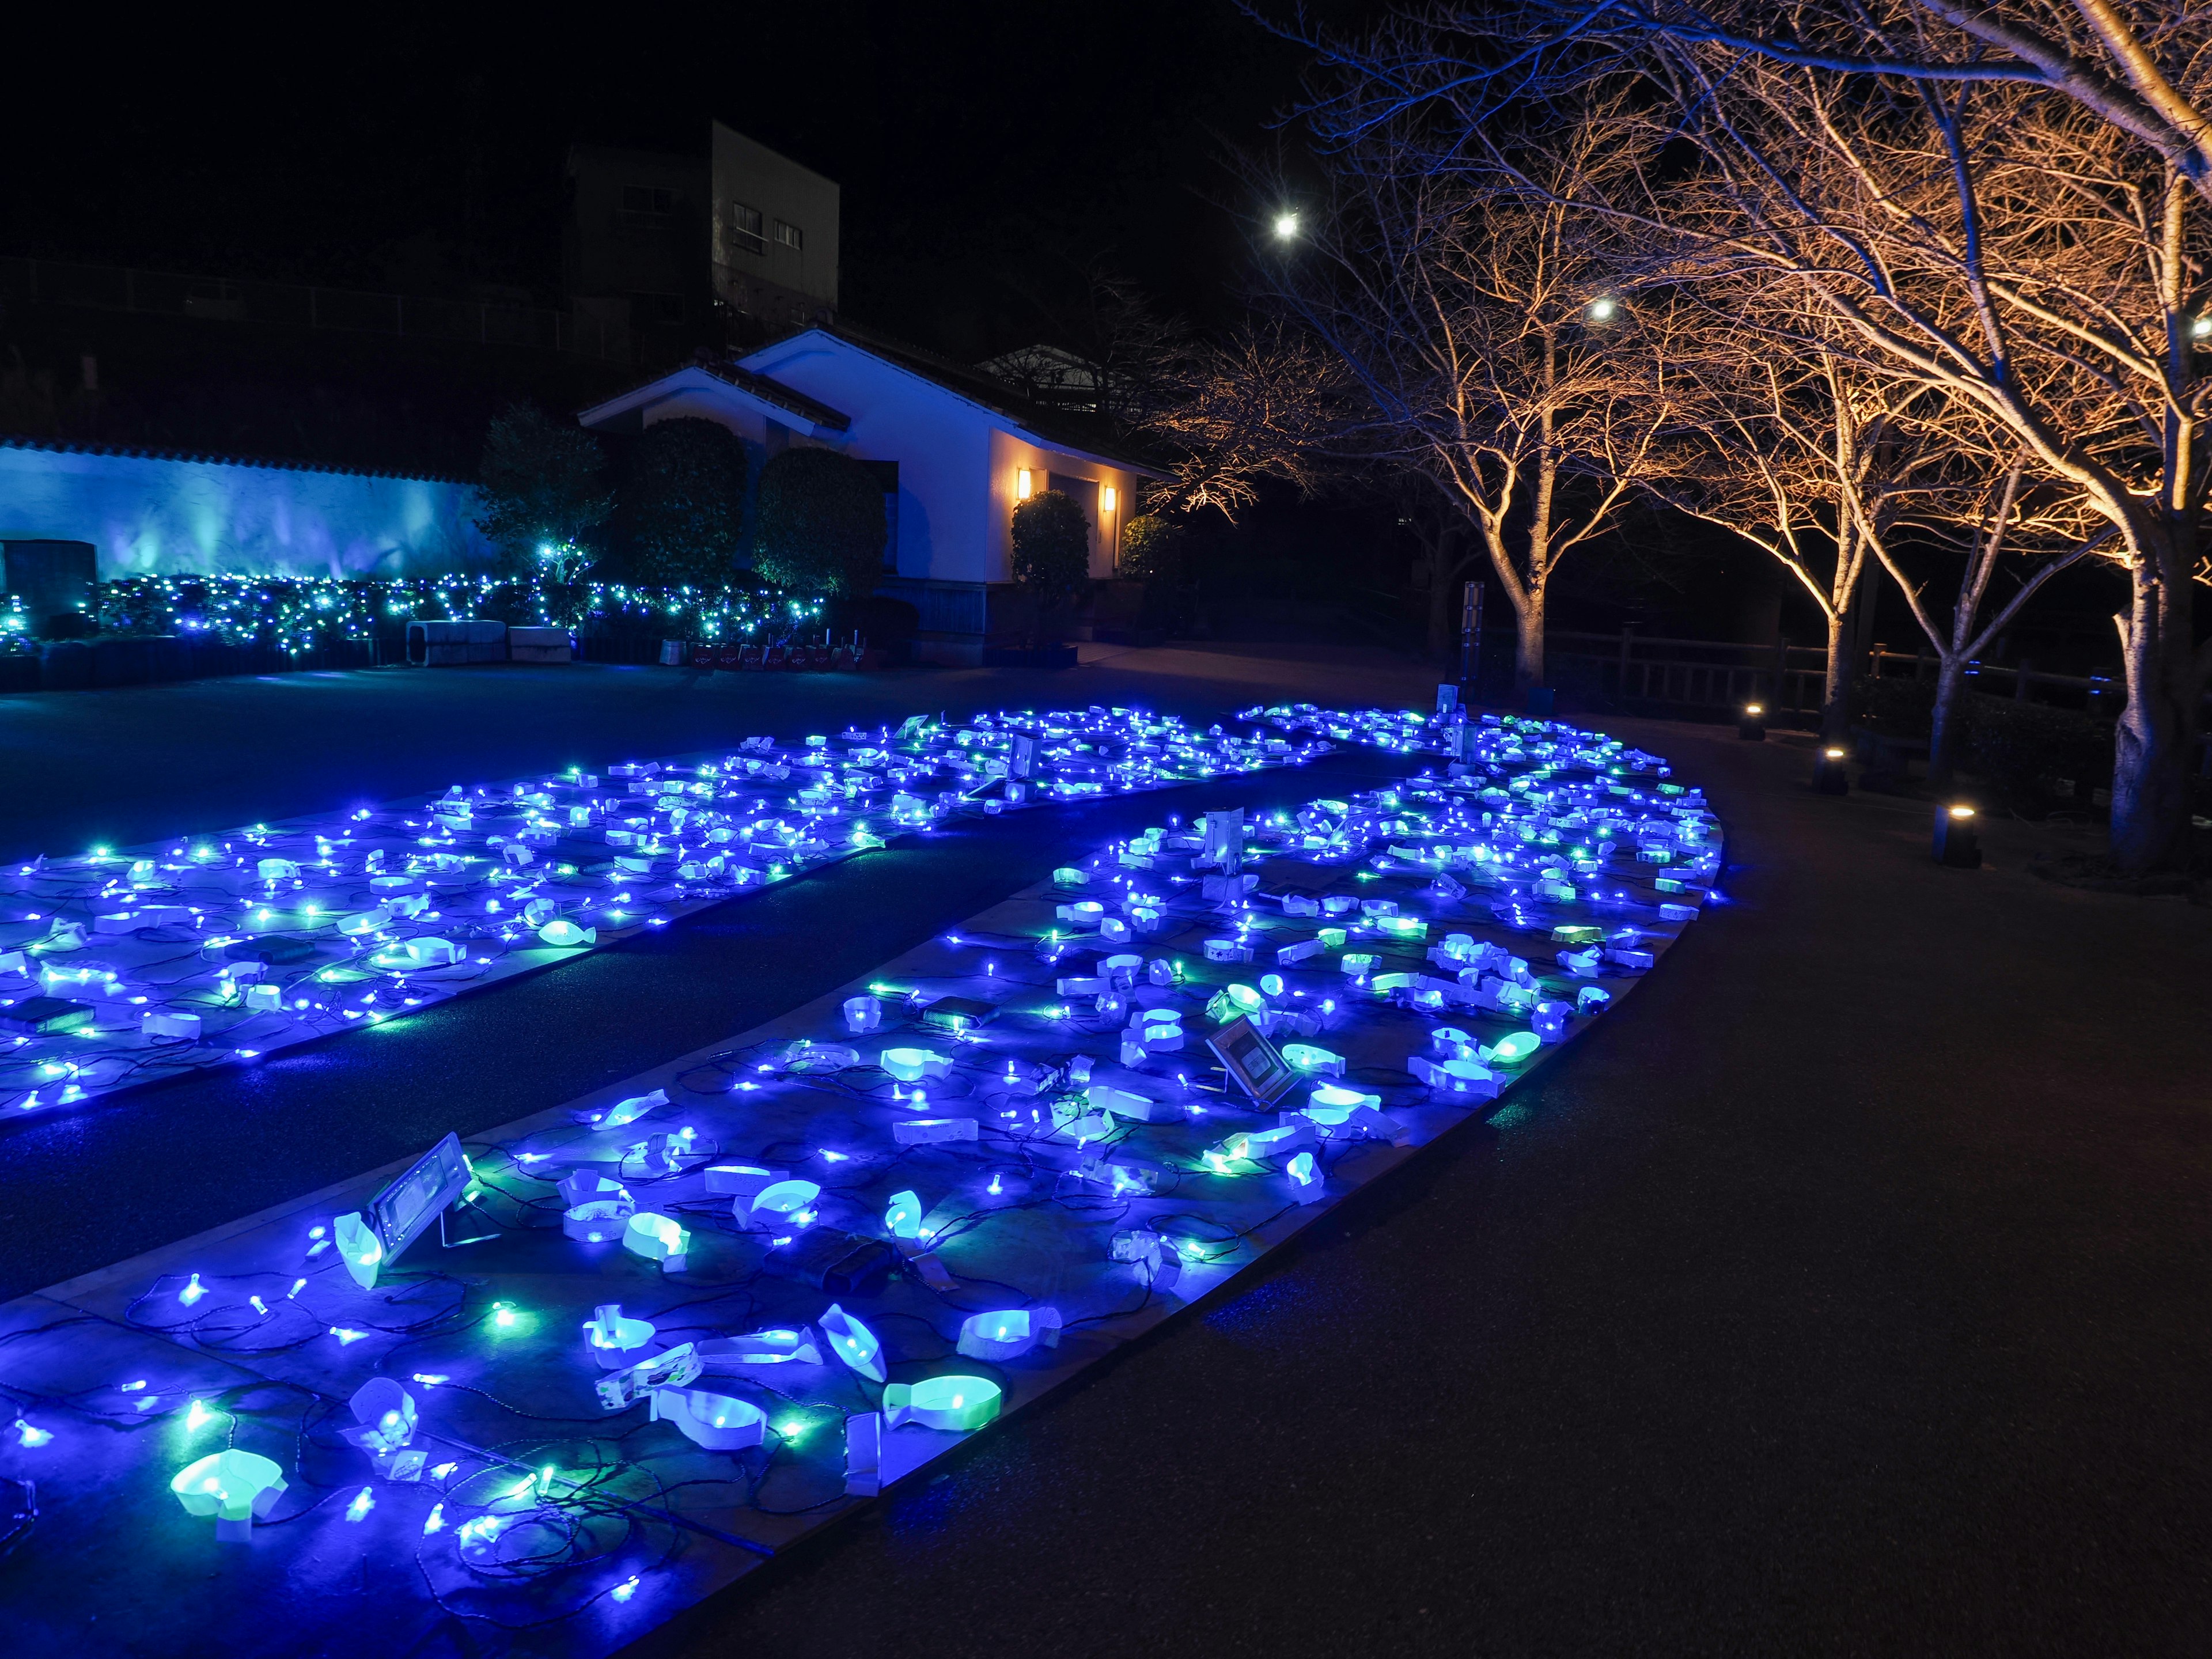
<box><xmin>1934</xmin><ymin>803</ymin><xmax>1982</xmax><ymax>868</ymax></box>
<box><xmin>1813</xmin><ymin>745</ymin><xmax>1849</xmax><ymax>794</ymax></box>
<box><xmin>1738</xmin><ymin>703</ymin><xmax>1766</xmax><ymax>741</ymax></box>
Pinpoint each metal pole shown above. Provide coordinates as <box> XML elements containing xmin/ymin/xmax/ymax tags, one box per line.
<box><xmin>1457</xmin><ymin>579</ymin><xmax>1482</xmax><ymax>691</ymax></box>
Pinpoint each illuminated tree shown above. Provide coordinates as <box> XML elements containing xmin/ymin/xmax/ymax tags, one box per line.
<box><xmin>1263</xmin><ymin>86</ymin><xmax>1677</xmax><ymax>692</ymax></box>
<box><xmin>1291</xmin><ymin>1</ymin><xmax>2212</xmax><ymax>868</ymax></box>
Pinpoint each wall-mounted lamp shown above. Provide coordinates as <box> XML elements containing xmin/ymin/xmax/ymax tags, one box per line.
<box><xmin>1100</xmin><ymin>484</ymin><xmax>1116</xmax><ymax>513</ymax></box>
<box><xmin>1017</xmin><ymin>468</ymin><xmax>1034</xmax><ymax>501</ymax></box>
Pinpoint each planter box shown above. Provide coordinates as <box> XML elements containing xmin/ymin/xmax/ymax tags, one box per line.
<box><xmin>507</xmin><ymin>626</ymin><xmax>572</xmax><ymax>664</ymax></box>
<box><xmin>408</xmin><ymin>619</ymin><xmax>507</xmax><ymax>666</ymax></box>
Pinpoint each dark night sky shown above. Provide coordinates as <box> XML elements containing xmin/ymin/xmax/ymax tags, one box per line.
<box><xmin>2</xmin><ymin>2</ymin><xmax>1349</xmax><ymax>360</ymax></box>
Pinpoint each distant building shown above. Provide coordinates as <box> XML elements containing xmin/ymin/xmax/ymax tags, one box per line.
<box><xmin>577</xmin><ymin>326</ymin><xmax>1164</xmax><ymax>665</ymax></box>
<box><xmin>974</xmin><ymin>344</ymin><xmax>1103</xmax><ymax>414</ymax></box>
<box><xmin>709</xmin><ymin>123</ymin><xmax>839</xmax><ymax>342</ymax></box>
<box><xmin>562</xmin><ymin>123</ymin><xmax>837</xmax><ymax>368</ymax></box>
<box><xmin>561</xmin><ymin>142</ymin><xmax>712</xmax><ymax>369</ymax></box>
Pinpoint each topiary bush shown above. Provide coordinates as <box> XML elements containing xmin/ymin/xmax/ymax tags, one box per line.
<box><xmin>1010</xmin><ymin>491</ymin><xmax>1091</xmax><ymax>644</ymax></box>
<box><xmin>625</xmin><ymin>418</ymin><xmax>750</xmax><ymax>584</ymax></box>
<box><xmin>476</xmin><ymin>402</ymin><xmax>615</xmax><ymax>577</ymax></box>
<box><xmin>752</xmin><ymin>447</ymin><xmax>888</xmax><ymax>599</ymax></box>
<box><xmin>1118</xmin><ymin>512</ymin><xmax>1187</xmax><ymax>582</ymax></box>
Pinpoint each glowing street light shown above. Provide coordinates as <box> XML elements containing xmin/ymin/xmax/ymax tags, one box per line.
<box><xmin>1589</xmin><ymin>297</ymin><xmax>1618</xmax><ymax>321</ymax></box>
<box><xmin>1272</xmin><ymin>211</ymin><xmax>1301</xmax><ymax>240</ymax></box>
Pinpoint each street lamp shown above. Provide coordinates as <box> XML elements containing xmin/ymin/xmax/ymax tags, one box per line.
<box><xmin>1273</xmin><ymin>212</ymin><xmax>1300</xmax><ymax>240</ymax></box>
<box><xmin>1589</xmin><ymin>297</ymin><xmax>1617</xmax><ymax>321</ymax></box>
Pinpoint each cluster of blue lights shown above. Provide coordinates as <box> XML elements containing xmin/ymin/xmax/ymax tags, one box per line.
<box><xmin>0</xmin><ymin>707</ymin><xmax>1327</xmax><ymax>1115</ymax></box>
<box><xmin>0</xmin><ymin>702</ymin><xmax>1722</xmax><ymax>1644</ymax></box>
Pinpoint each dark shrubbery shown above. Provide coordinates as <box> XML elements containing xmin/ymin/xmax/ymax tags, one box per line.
<box><xmin>476</xmin><ymin>403</ymin><xmax>615</xmax><ymax>576</ymax></box>
<box><xmin>1851</xmin><ymin>675</ymin><xmax>2114</xmax><ymax>809</ymax></box>
<box><xmin>1961</xmin><ymin>696</ymin><xmax>2113</xmax><ymax>809</ymax></box>
<box><xmin>624</xmin><ymin>418</ymin><xmax>750</xmax><ymax>585</ymax></box>
<box><xmin>1010</xmin><ymin>491</ymin><xmax>1092</xmax><ymax>644</ymax></box>
<box><xmin>752</xmin><ymin>448</ymin><xmax>888</xmax><ymax>599</ymax></box>
<box><xmin>1848</xmin><ymin>673</ymin><xmax>1937</xmax><ymax>737</ymax></box>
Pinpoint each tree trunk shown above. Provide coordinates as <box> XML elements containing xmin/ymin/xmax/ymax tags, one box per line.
<box><xmin>2108</xmin><ymin>552</ymin><xmax>2202</xmax><ymax>873</ymax></box>
<box><xmin>1426</xmin><ymin>541</ymin><xmax>1460</xmax><ymax>662</ymax></box>
<box><xmin>1819</xmin><ymin>607</ymin><xmax>1851</xmax><ymax>740</ymax></box>
<box><xmin>1927</xmin><ymin>653</ymin><xmax>1967</xmax><ymax>794</ymax></box>
<box><xmin>1514</xmin><ymin>586</ymin><xmax>1546</xmax><ymax>692</ymax></box>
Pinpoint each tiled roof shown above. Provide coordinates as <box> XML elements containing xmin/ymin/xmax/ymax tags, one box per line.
<box><xmin>577</xmin><ymin>358</ymin><xmax>851</xmax><ymax>432</ymax></box>
<box><xmin>0</xmin><ymin>431</ymin><xmax>472</xmax><ymax>485</ymax></box>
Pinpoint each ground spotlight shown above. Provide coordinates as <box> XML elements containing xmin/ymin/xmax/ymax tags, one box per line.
<box><xmin>1814</xmin><ymin>744</ymin><xmax>1849</xmax><ymax>794</ymax></box>
<box><xmin>1933</xmin><ymin>803</ymin><xmax>1982</xmax><ymax>868</ymax></box>
<box><xmin>1738</xmin><ymin>702</ymin><xmax>1766</xmax><ymax>741</ymax></box>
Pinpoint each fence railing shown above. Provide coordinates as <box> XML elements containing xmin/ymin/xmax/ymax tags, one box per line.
<box><xmin>1525</xmin><ymin>627</ymin><xmax>2135</xmax><ymax>720</ymax></box>
<box><xmin>0</xmin><ymin>256</ymin><xmax>632</xmax><ymax>362</ymax></box>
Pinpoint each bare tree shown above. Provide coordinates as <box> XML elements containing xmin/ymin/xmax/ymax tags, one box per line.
<box><xmin>1141</xmin><ymin>321</ymin><xmax>1348</xmax><ymax>519</ymax></box>
<box><xmin>1290</xmin><ymin>2</ymin><xmax>2212</xmax><ymax>870</ymax></box>
<box><xmin>1271</xmin><ymin>88</ymin><xmax>1675</xmax><ymax>691</ymax></box>
<box><xmin>1661</xmin><ymin>337</ymin><xmax>1950</xmax><ymax>736</ymax></box>
<box><xmin>1869</xmin><ymin>453</ymin><xmax>2116</xmax><ymax>789</ymax></box>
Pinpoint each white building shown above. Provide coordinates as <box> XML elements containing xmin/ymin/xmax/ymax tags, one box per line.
<box><xmin>576</xmin><ymin>326</ymin><xmax>1165</xmax><ymax>664</ymax></box>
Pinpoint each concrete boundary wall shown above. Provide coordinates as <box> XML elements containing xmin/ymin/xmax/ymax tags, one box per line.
<box><xmin>0</xmin><ymin>440</ymin><xmax>495</xmax><ymax>579</ymax></box>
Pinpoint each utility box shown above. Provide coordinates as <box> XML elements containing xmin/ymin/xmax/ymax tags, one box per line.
<box><xmin>406</xmin><ymin>619</ymin><xmax>507</xmax><ymax>666</ymax></box>
<box><xmin>507</xmin><ymin>626</ymin><xmax>573</xmax><ymax>664</ymax></box>
<box><xmin>3</xmin><ymin>540</ymin><xmax>97</xmax><ymax>634</ymax></box>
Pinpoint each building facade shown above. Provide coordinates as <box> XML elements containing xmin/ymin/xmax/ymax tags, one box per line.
<box><xmin>709</xmin><ymin>123</ymin><xmax>839</xmax><ymax>342</ymax></box>
<box><xmin>577</xmin><ymin>328</ymin><xmax>1162</xmax><ymax>664</ymax></box>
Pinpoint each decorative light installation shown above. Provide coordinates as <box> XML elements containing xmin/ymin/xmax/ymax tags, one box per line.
<box><xmin>819</xmin><ymin>1304</ymin><xmax>885</xmax><ymax>1382</ymax></box>
<box><xmin>956</xmin><ymin>1308</ymin><xmax>1062</xmax><ymax>1362</ymax></box>
<box><xmin>0</xmin><ymin>703</ymin><xmax>1328</xmax><ymax>1118</ymax></box>
<box><xmin>882</xmin><ymin>1376</ymin><xmax>1002</xmax><ymax>1434</ymax></box>
<box><xmin>170</xmin><ymin>1450</ymin><xmax>287</xmax><ymax>1541</ymax></box>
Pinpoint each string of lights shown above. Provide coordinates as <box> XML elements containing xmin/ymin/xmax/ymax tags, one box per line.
<box><xmin>0</xmin><ymin>703</ymin><xmax>1724</xmax><ymax>1651</ymax></box>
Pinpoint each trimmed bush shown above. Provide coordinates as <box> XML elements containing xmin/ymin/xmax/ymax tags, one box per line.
<box><xmin>1119</xmin><ymin>513</ymin><xmax>1187</xmax><ymax>582</ymax></box>
<box><xmin>626</xmin><ymin>418</ymin><xmax>750</xmax><ymax>584</ymax></box>
<box><xmin>476</xmin><ymin>403</ymin><xmax>615</xmax><ymax>575</ymax></box>
<box><xmin>752</xmin><ymin>448</ymin><xmax>888</xmax><ymax>598</ymax></box>
<box><xmin>1012</xmin><ymin>490</ymin><xmax>1090</xmax><ymax>598</ymax></box>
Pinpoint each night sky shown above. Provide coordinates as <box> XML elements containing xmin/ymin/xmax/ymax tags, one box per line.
<box><xmin>2</xmin><ymin>2</ymin><xmax>1346</xmax><ymax>359</ymax></box>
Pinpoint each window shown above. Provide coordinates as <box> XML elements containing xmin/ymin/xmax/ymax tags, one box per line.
<box><xmin>619</xmin><ymin>184</ymin><xmax>676</xmax><ymax>229</ymax></box>
<box><xmin>775</xmin><ymin>219</ymin><xmax>803</xmax><ymax>252</ymax></box>
<box><xmin>628</xmin><ymin>291</ymin><xmax>684</xmax><ymax>325</ymax></box>
<box><xmin>729</xmin><ymin>202</ymin><xmax>766</xmax><ymax>257</ymax></box>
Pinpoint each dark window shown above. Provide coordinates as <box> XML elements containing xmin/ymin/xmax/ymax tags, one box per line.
<box><xmin>730</xmin><ymin>203</ymin><xmax>766</xmax><ymax>256</ymax></box>
<box><xmin>619</xmin><ymin>185</ymin><xmax>677</xmax><ymax>229</ymax></box>
<box><xmin>628</xmin><ymin>291</ymin><xmax>684</xmax><ymax>325</ymax></box>
<box><xmin>775</xmin><ymin>219</ymin><xmax>804</xmax><ymax>252</ymax></box>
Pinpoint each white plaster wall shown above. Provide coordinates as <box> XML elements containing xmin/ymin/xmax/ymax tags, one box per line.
<box><xmin>742</xmin><ymin>338</ymin><xmax>996</xmax><ymax>584</ymax></box>
<box><xmin>0</xmin><ymin>444</ymin><xmax>495</xmax><ymax>578</ymax></box>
